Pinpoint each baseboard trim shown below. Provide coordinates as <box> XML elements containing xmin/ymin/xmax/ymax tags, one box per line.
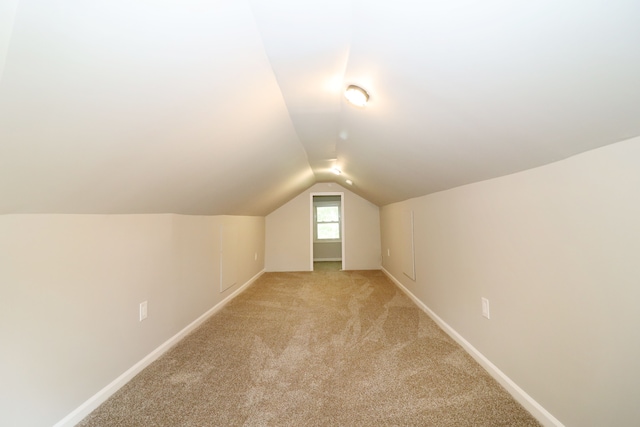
<box><xmin>381</xmin><ymin>268</ymin><xmax>564</xmax><ymax>427</ymax></box>
<box><xmin>53</xmin><ymin>269</ymin><xmax>265</xmax><ymax>427</ymax></box>
<box><xmin>313</xmin><ymin>257</ymin><xmax>342</xmax><ymax>262</ymax></box>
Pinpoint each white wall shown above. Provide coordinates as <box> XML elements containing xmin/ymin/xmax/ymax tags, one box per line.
<box><xmin>0</xmin><ymin>214</ymin><xmax>264</xmax><ymax>427</ymax></box>
<box><xmin>380</xmin><ymin>136</ymin><xmax>640</xmax><ymax>427</ymax></box>
<box><xmin>313</xmin><ymin>241</ymin><xmax>341</xmax><ymax>260</ymax></box>
<box><xmin>266</xmin><ymin>183</ymin><xmax>381</xmax><ymax>271</ymax></box>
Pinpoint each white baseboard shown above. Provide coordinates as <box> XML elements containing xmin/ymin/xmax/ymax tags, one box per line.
<box><xmin>313</xmin><ymin>257</ymin><xmax>342</xmax><ymax>262</ymax></box>
<box><xmin>54</xmin><ymin>269</ymin><xmax>265</xmax><ymax>427</ymax></box>
<box><xmin>381</xmin><ymin>268</ymin><xmax>564</xmax><ymax>427</ymax></box>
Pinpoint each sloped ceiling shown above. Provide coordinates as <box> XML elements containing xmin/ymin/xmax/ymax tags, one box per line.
<box><xmin>1</xmin><ymin>0</ymin><xmax>639</xmax><ymax>215</ymax></box>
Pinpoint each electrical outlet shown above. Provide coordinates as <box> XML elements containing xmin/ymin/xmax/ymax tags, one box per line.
<box><xmin>139</xmin><ymin>301</ymin><xmax>148</xmax><ymax>321</ymax></box>
<box><xmin>387</xmin><ymin>249</ymin><xmax>390</xmax><ymax>257</ymax></box>
<box><xmin>254</xmin><ymin>252</ymin><xmax>258</xmax><ymax>261</ymax></box>
<box><xmin>481</xmin><ymin>298</ymin><xmax>490</xmax><ymax>319</ymax></box>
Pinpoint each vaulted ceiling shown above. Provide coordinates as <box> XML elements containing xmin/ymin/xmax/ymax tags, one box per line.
<box><xmin>1</xmin><ymin>0</ymin><xmax>639</xmax><ymax>215</ymax></box>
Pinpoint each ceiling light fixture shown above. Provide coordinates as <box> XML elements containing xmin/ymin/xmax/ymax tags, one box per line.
<box><xmin>344</xmin><ymin>84</ymin><xmax>369</xmax><ymax>107</ymax></box>
<box><xmin>331</xmin><ymin>167</ymin><xmax>342</xmax><ymax>175</ymax></box>
<box><xmin>345</xmin><ymin>179</ymin><xmax>353</xmax><ymax>186</ymax></box>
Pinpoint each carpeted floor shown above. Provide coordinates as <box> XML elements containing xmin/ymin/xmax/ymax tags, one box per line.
<box><xmin>78</xmin><ymin>270</ymin><xmax>541</xmax><ymax>426</ymax></box>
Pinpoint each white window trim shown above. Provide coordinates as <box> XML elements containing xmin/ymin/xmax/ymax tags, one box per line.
<box><xmin>313</xmin><ymin>201</ymin><xmax>341</xmax><ymax>243</ymax></box>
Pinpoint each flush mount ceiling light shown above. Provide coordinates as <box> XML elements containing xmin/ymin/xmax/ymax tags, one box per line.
<box><xmin>344</xmin><ymin>84</ymin><xmax>369</xmax><ymax>107</ymax></box>
<box><xmin>345</xmin><ymin>179</ymin><xmax>353</xmax><ymax>186</ymax></box>
<box><xmin>331</xmin><ymin>167</ymin><xmax>342</xmax><ymax>175</ymax></box>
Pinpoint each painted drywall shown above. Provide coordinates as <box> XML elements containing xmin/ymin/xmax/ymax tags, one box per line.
<box><xmin>313</xmin><ymin>242</ymin><xmax>342</xmax><ymax>260</ymax></box>
<box><xmin>380</xmin><ymin>136</ymin><xmax>640</xmax><ymax>427</ymax></box>
<box><xmin>0</xmin><ymin>214</ymin><xmax>264</xmax><ymax>427</ymax></box>
<box><xmin>0</xmin><ymin>0</ymin><xmax>18</xmax><ymax>83</ymax></box>
<box><xmin>266</xmin><ymin>182</ymin><xmax>381</xmax><ymax>271</ymax></box>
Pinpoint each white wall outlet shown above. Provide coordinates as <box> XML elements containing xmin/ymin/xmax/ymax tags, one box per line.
<box><xmin>139</xmin><ymin>301</ymin><xmax>148</xmax><ymax>321</ymax></box>
<box><xmin>387</xmin><ymin>248</ymin><xmax>390</xmax><ymax>257</ymax></box>
<box><xmin>481</xmin><ymin>297</ymin><xmax>490</xmax><ymax>319</ymax></box>
<box><xmin>254</xmin><ymin>252</ymin><xmax>258</xmax><ymax>261</ymax></box>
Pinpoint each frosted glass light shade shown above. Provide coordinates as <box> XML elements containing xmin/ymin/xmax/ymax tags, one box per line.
<box><xmin>345</xmin><ymin>85</ymin><xmax>369</xmax><ymax>107</ymax></box>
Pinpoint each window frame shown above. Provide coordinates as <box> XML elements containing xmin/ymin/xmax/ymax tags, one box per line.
<box><xmin>313</xmin><ymin>201</ymin><xmax>341</xmax><ymax>243</ymax></box>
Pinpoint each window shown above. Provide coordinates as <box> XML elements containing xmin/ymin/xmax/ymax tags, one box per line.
<box><xmin>314</xmin><ymin>203</ymin><xmax>341</xmax><ymax>241</ymax></box>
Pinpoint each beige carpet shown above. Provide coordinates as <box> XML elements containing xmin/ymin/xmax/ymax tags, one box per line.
<box><xmin>78</xmin><ymin>270</ymin><xmax>541</xmax><ymax>426</ymax></box>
